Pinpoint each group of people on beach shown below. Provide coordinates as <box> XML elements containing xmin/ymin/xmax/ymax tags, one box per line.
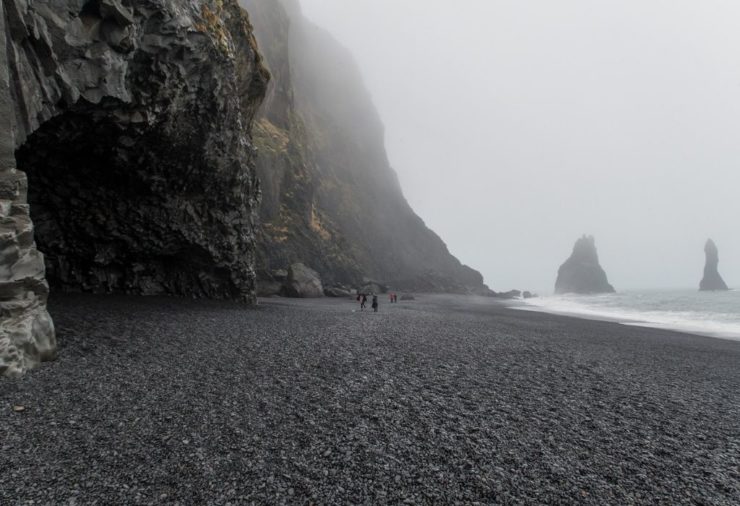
<box><xmin>357</xmin><ymin>293</ymin><xmax>379</xmax><ymax>313</ymax></box>
<box><xmin>357</xmin><ymin>293</ymin><xmax>378</xmax><ymax>312</ymax></box>
<box><xmin>357</xmin><ymin>292</ymin><xmax>400</xmax><ymax>312</ymax></box>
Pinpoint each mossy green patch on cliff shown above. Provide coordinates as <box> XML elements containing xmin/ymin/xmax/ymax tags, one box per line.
<box><xmin>254</xmin><ymin>118</ymin><xmax>289</xmax><ymax>154</ymax></box>
<box><xmin>194</xmin><ymin>2</ymin><xmax>233</xmax><ymax>56</ymax></box>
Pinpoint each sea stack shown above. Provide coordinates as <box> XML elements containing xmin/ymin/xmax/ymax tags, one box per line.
<box><xmin>555</xmin><ymin>235</ymin><xmax>615</xmax><ymax>295</ymax></box>
<box><xmin>699</xmin><ymin>239</ymin><xmax>729</xmax><ymax>291</ymax></box>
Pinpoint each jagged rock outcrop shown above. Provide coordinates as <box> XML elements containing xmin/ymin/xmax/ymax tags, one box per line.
<box><xmin>700</xmin><ymin>239</ymin><xmax>729</xmax><ymax>291</ymax></box>
<box><xmin>285</xmin><ymin>263</ymin><xmax>323</xmax><ymax>298</ymax></box>
<box><xmin>1</xmin><ymin>0</ymin><xmax>268</xmax><ymax>375</ymax></box>
<box><xmin>0</xmin><ymin>16</ymin><xmax>55</xmax><ymax>375</ymax></box>
<box><xmin>241</xmin><ymin>0</ymin><xmax>491</xmax><ymax>296</ymax></box>
<box><xmin>555</xmin><ymin>235</ymin><xmax>615</xmax><ymax>295</ymax></box>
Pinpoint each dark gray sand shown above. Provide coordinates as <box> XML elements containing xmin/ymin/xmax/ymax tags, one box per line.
<box><xmin>1</xmin><ymin>294</ymin><xmax>739</xmax><ymax>505</ymax></box>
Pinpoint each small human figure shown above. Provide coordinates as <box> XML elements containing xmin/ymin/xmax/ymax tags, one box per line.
<box><xmin>360</xmin><ymin>293</ymin><xmax>367</xmax><ymax>311</ymax></box>
<box><xmin>389</xmin><ymin>293</ymin><xmax>394</xmax><ymax>303</ymax></box>
<box><xmin>393</xmin><ymin>293</ymin><xmax>398</xmax><ymax>303</ymax></box>
<box><xmin>372</xmin><ymin>294</ymin><xmax>379</xmax><ymax>312</ymax></box>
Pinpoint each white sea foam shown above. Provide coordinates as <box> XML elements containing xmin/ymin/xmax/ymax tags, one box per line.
<box><xmin>514</xmin><ymin>289</ymin><xmax>740</xmax><ymax>341</ymax></box>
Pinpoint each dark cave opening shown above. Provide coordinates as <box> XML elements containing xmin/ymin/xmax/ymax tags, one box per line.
<box><xmin>16</xmin><ymin>108</ymin><xmax>243</xmax><ymax>298</ymax></box>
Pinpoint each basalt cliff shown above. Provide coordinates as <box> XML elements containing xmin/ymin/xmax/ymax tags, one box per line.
<box><xmin>555</xmin><ymin>235</ymin><xmax>615</xmax><ymax>295</ymax></box>
<box><xmin>1</xmin><ymin>0</ymin><xmax>491</xmax><ymax>376</ymax></box>
<box><xmin>700</xmin><ymin>239</ymin><xmax>729</xmax><ymax>291</ymax></box>
<box><xmin>1</xmin><ymin>0</ymin><xmax>268</xmax><ymax>375</ymax></box>
<box><xmin>242</xmin><ymin>0</ymin><xmax>490</xmax><ymax>296</ymax></box>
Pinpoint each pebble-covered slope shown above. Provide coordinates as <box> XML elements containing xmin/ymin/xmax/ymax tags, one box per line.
<box><xmin>1</xmin><ymin>294</ymin><xmax>738</xmax><ymax>504</ymax></box>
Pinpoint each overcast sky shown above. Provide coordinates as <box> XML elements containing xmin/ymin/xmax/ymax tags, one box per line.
<box><xmin>299</xmin><ymin>0</ymin><xmax>740</xmax><ymax>293</ymax></box>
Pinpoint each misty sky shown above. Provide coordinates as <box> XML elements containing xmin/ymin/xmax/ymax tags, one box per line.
<box><xmin>299</xmin><ymin>0</ymin><xmax>740</xmax><ymax>292</ymax></box>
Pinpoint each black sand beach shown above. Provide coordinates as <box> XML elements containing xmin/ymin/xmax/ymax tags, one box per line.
<box><xmin>1</xmin><ymin>294</ymin><xmax>738</xmax><ymax>505</ymax></box>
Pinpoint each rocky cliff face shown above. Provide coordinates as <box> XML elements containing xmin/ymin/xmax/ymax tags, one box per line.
<box><xmin>700</xmin><ymin>239</ymin><xmax>729</xmax><ymax>291</ymax></box>
<box><xmin>555</xmin><ymin>235</ymin><xmax>615</xmax><ymax>295</ymax></box>
<box><xmin>1</xmin><ymin>0</ymin><xmax>268</xmax><ymax>375</ymax></box>
<box><xmin>241</xmin><ymin>0</ymin><xmax>490</xmax><ymax>296</ymax></box>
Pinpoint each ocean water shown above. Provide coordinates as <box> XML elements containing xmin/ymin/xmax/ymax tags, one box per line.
<box><xmin>516</xmin><ymin>289</ymin><xmax>740</xmax><ymax>340</ymax></box>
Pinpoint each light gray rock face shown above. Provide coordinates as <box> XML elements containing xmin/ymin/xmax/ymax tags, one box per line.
<box><xmin>1</xmin><ymin>0</ymin><xmax>268</xmax><ymax>375</ymax></box>
<box><xmin>0</xmin><ymin>167</ymin><xmax>56</xmax><ymax>377</ymax></box>
<box><xmin>285</xmin><ymin>263</ymin><xmax>323</xmax><ymax>298</ymax></box>
<box><xmin>700</xmin><ymin>239</ymin><xmax>729</xmax><ymax>291</ymax></box>
<box><xmin>324</xmin><ymin>286</ymin><xmax>353</xmax><ymax>298</ymax></box>
<box><xmin>555</xmin><ymin>235</ymin><xmax>616</xmax><ymax>295</ymax></box>
<box><xmin>0</xmin><ymin>0</ymin><xmax>55</xmax><ymax>377</ymax></box>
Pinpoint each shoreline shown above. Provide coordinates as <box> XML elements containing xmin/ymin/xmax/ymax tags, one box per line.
<box><xmin>507</xmin><ymin>294</ymin><xmax>740</xmax><ymax>343</ymax></box>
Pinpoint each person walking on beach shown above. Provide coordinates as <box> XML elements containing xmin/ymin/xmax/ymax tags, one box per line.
<box><xmin>360</xmin><ymin>293</ymin><xmax>367</xmax><ymax>311</ymax></box>
<box><xmin>372</xmin><ymin>294</ymin><xmax>379</xmax><ymax>312</ymax></box>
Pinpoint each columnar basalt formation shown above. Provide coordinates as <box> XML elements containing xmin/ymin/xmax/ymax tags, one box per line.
<box><xmin>1</xmin><ymin>0</ymin><xmax>268</xmax><ymax>376</ymax></box>
<box><xmin>0</xmin><ymin>2</ymin><xmax>55</xmax><ymax>376</ymax></box>
<box><xmin>700</xmin><ymin>239</ymin><xmax>729</xmax><ymax>291</ymax></box>
<box><xmin>242</xmin><ymin>0</ymin><xmax>491</xmax><ymax>296</ymax></box>
<box><xmin>555</xmin><ymin>235</ymin><xmax>615</xmax><ymax>295</ymax></box>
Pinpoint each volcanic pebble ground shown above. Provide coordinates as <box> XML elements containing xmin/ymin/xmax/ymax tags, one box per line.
<box><xmin>1</xmin><ymin>294</ymin><xmax>739</xmax><ymax>505</ymax></box>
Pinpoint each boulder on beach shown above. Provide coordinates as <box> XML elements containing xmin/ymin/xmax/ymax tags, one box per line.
<box><xmin>324</xmin><ymin>286</ymin><xmax>353</xmax><ymax>298</ymax></box>
<box><xmin>555</xmin><ymin>235</ymin><xmax>615</xmax><ymax>294</ymax></box>
<box><xmin>285</xmin><ymin>263</ymin><xmax>324</xmax><ymax>298</ymax></box>
<box><xmin>700</xmin><ymin>239</ymin><xmax>729</xmax><ymax>291</ymax></box>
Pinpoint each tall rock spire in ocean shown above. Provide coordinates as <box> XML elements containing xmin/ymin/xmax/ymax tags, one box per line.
<box><xmin>555</xmin><ymin>235</ymin><xmax>615</xmax><ymax>294</ymax></box>
<box><xmin>699</xmin><ymin>239</ymin><xmax>729</xmax><ymax>291</ymax></box>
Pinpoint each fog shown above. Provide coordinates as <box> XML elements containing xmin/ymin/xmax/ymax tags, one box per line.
<box><xmin>299</xmin><ymin>0</ymin><xmax>740</xmax><ymax>293</ymax></box>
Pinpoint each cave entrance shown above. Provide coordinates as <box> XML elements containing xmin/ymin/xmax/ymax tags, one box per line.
<box><xmin>15</xmin><ymin>107</ymin><xmax>243</xmax><ymax>299</ymax></box>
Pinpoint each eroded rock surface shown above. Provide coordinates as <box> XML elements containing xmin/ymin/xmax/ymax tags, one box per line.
<box><xmin>0</xmin><ymin>167</ymin><xmax>56</xmax><ymax>376</ymax></box>
<box><xmin>555</xmin><ymin>235</ymin><xmax>615</xmax><ymax>295</ymax></box>
<box><xmin>0</xmin><ymin>0</ymin><xmax>55</xmax><ymax>376</ymax></box>
<box><xmin>1</xmin><ymin>0</ymin><xmax>268</xmax><ymax>375</ymax></box>
<box><xmin>700</xmin><ymin>239</ymin><xmax>729</xmax><ymax>291</ymax></box>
